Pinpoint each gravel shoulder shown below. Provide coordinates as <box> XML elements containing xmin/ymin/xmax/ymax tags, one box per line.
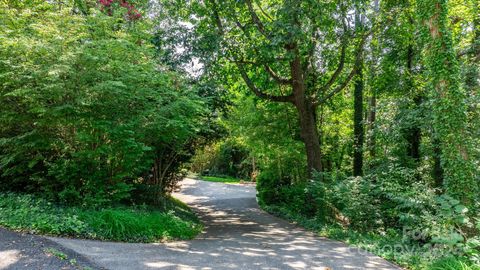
<box><xmin>47</xmin><ymin>178</ymin><xmax>402</xmax><ymax>270</ymax></box>
<box><xmin>0</xmin><ymin>227</ymin><xmax>101</xmax><ymax>270</ymax></box>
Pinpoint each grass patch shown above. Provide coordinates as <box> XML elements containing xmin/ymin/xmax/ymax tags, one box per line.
<box><xmin>44</xmin><ymin>248</ymin><xmax>68</xmax><ymax>260</ymax></box>
<box><xmin>199</xmin><ymin>175</ymin><xmax>242</xmax><ymax>184</ymax></box>
<box><xmin>0</xmin><ymin>192</ymin><xmax>202</xmax><ymax>242</ymax></box>
<box><xmin>428</xmin><ymin>257</ymin><xmax>480</xmax><ymax>270</ymax></box>
<box><xmin>44</xmin><ymin>247</ymin><xmax>93</xmax><ymax>269</ymax></box>
<box><xmin>261</xmin><ymin>203</ymin><xmax>478</xmax><ymax>270</ymax></box>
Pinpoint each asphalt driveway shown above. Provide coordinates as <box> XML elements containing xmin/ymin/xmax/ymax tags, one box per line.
<box><xmin>0</xmin><ymin>227</ymin><xmax>99</xmax><ymax>270</ymax></box>
<box><xmin>48</xmin><ymin>178</ymin><xmax>401</xmax><ymax>270</ymax></box>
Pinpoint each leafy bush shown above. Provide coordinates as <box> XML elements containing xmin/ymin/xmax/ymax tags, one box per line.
<box><xmin>191</xmin><ymin>139</ymin><xmax>252</xmax><ymax>179</ymax></box>
<box><xmin>0</xmin><ymin>2</ymin><xmax>205</xmax><ymax>206</ymax></box>
<box><xmin>256</xmin><ymin>170</ymin><xmax>290</xmax><ymax>206</ymax></box>
<box><xmin>0</xmin><ymin>193</ymin><xmax>202</xmax><ymax>242</ymax></box>
<box><xmin>259</xmin><ymin>164</ymin><xmax>480</xmax><ymax>269</ymax></box>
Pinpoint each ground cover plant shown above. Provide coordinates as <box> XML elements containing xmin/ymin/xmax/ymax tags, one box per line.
<box><xmin>0</xmin><ymin>192</ymin><xmax>202</xmax><ymax>242</ymax></box>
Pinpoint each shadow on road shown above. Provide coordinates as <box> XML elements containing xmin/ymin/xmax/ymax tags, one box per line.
<box><xmin>47</xmin><ymin>178</ymin><xmax>401</xmax><ymax>270</ymax></box>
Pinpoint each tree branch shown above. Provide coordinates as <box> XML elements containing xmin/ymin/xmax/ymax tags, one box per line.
<box><xmin>255</xmin><ymin>0</ymin><xmax>273</xmax><ymax>21</ymax></box>
<box><xmin>208</xmin><ymin>0</ymin><xmax>293</xmax><ymax>103</ymax></box>
<box><xmin>318</xmin><ymin>20</ymin><xmax>349</xmax><ymax>92</ymax></box>
<box><xmin>303</xmin><ymin>26</ymin><xmax>319</xmax><ymax>77</ymax></box>
<box><xmin>263</xmin><ymin>64</ymin><xmax>292</xmax><ymax>84</ymax></box>
<box><xmin>237</xmin><ymin>63</ymin><xmax>294</xmax><ymax>103</ymax></box>
<box><xmin>315</xmin><ymin>30</ymin><xmax>371</xmax><ymax>105</ymax></box>
<box><xmin>316</xmin><ymin>64</ymin><xmax>357</xmax><ymax>105</ymax></box>
<box><xmin>231</xmin><ymin>17</ymin><xmax>292</xmax><ymax>85</ymax></box>
<box><xmin>209</xmin><ymin>0</ymin><xmax>225</xmax><ymax>34</ymax></box>
<box><xmin>245</xmin><ymin>0</ymin><xmax>268</xmax><ymax>38</ymax></box>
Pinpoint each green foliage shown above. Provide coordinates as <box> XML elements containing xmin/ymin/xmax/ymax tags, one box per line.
<box><xmin>428</xmin><ymin>257</ymin><xmax>480</xmax><ymax>270</ymax></box>
<box><xmin>0</xmin><ymin>192</ymin><xmax>202</xmax><ymax>242</ymax></box>
<box><xmin>1</xmin><ymin>0</ymin><xmax>479</xmax><ymax>269</ymax></box>
<box><xmin>227</xmin><ymin>97</ymin><xmax>307</xmax><ymax>182</ymax></box>
<box><xmin>157</xmin><ymin>0</ymin><xmax>479</xmax><ymax>268</ymax></box>
<box><xmin>79</xmin><ymin>207</ymin><xmax>200</xmax><ymax>242</ymax></box>
<box><xmin>417</xmin><ymin>0</ymin><xmax>478</xmax><ymax>205</ymax></box>
<box><xmin>255</xmin><ymin>170</ymin><xmax>282</xmax><ymax>206</ymax></box>
<box><xmin>260</xmin><ymin>165</ymin><xmax>480</xmax><ymax>269</ymax></box>
<box><xmin>191</xmin><ymin>139</ymin><xmax>252</xmax><ymax>179</ymax></box>
<box><xmin>0</xmin><ymin>1</ymin><xmax>205</xmax><ymax>206</ymax></box>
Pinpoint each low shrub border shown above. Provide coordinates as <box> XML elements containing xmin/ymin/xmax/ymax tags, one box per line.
<box><xmin>0</xmin><ymin>193</ymin><xmax>202</xmax><ymax>242</ymax></box>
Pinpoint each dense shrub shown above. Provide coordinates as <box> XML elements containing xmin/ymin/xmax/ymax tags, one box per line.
<box><xmin>190</xmin><ymin>140</ymin><xmax>252</xmax><ymax>179</ymax></box>
<box><xmin>256</xmin><ymin>170</ymin><xmax>287</xmax><ymax>206</ymax></box>
<box><xmin>261</xmin><ymin>164</ymin><xmax>480</xmax><ymax>268</ymax></box>
<box><xmin>0</xmin><ymin>2</ymin><xmax>205</xmax><ymax>206</ymax></box>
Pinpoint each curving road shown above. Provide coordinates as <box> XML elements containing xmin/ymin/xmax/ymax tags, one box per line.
<box><xmin>49</xmin><ymin>178</ymin><xmax>401</xmax><ymax>270</ymax></box>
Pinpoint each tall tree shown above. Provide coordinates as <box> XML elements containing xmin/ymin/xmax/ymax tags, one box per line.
<box><xmin>174</xmin><ymin>0</ymin><xmax>369</xmax><ymax>175</ymax></box>
<box><xmin>474</xmin><ymin>0</ymin><xmax>480</xmax><ymax>61</ymax></box>
<box><xmin>417</xmin><ymin>0</ymin><xmax>478</xmax><ymax>205</ymax></box>
<box><xmin>353</xmin><ymin>7</ymin><xmax>365</xmax><ymax>176</ymax></box>
<box><xmin>366</xmin><ymin>0</ymin><xmax>380</xmax><ymax>164</ymax></box>
<box><xmin>404</xmin><ymin>44</ymin><xmax>422</xmax><ymax>162</ymax></box>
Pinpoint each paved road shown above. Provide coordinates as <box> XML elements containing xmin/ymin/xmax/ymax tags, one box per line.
<box><xmin>49</xmin><ymin>178</ymin><xmax>401</xmax><ymax>270</ymax></box>
<box><xmin>0</xmin><ymin>227</ymin><xmax>99</xmax><ymax>270</ymax></box>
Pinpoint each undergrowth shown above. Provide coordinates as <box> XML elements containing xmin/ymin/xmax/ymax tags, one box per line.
<box><xmin>0</xmin><ymin>193</ymin><xmax>202</xmax><ymax>242</ymax></box>
<box><xmin>262</xmin><ymin>203</ymin><xmax>480</xmax><ymax>270</ymax></box>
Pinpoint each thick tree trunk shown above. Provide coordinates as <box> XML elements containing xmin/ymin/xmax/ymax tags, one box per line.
<box><xmin>406</xmin><ymin>97</ymin><xmax>421</xmax><ymax>161</ymax></box>
<box><xmin>353</xmin><ymin>9</ymin><xmax>364</xmax><ymax>176</ymax></box>
<box><xmin>367</xmin><ymin>93</ymin><xmax>376</xmax><ymax>159</ymax></box>
<box><xmin>432</xmin><ymin>136</ymin><xmax>444</xmax><ymax>190</ymax></box>
<box><xmin>419</xmin><ymin>0</ymin><xmax>477</xmax><ymax>205</ymax></box>
<box><xmin>290</xmin><ymin>55</ymin><xmax>323</xmax><ymax>175</ymax></box>
<box><xmin>296</xmin><ymin>100</ymin><xmax>323</xmax><ymax>175</ymax></box>
<box><xmin>405</xmin><ymin>45</ymin><xmax>422</xmax><ymax>162</ymax></box>
<box><xmin>367</xmin><ymin>0</ymin><xmax>379</xmax><ymax>164</ymax></box>
<box><xmin>474</xmin><ymin>0</ymin><xmax>480</xmax><ymax>62</ymax></box>
<box><xmin>353</xmin><ymin>66</ymin><xmax>364</xmax><ymax>176</ymax></box>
